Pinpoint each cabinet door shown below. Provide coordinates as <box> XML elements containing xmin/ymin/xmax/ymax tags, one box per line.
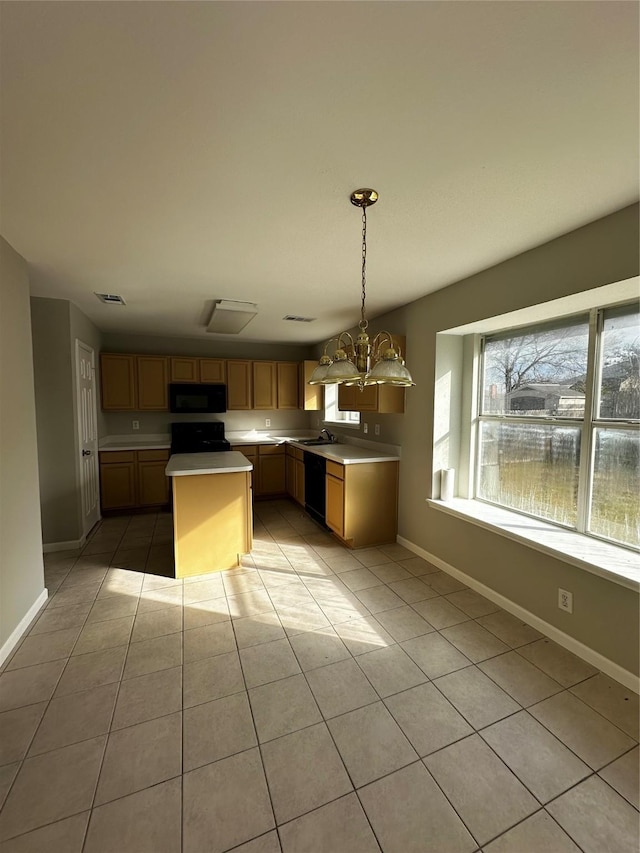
<box><xmin>355</xmin><ymin>384</ymin><xmax>378</xmax><ymax>411</ymax></box>
<box><xmin>100</xmin><ymin>462</ymin><xmax>137</xmax><ymax>509</ymax></box>
<box><xmin>337</xmin><ymin>383</ymin><xmax>357</xmax><ymax>412</ymax></box>
<box><xmin>170</xmin><ymin>357</ymin><xmax>199</xmax><ymax>383</ymax></box>
<box><xmin>100</xmin><ymin>354</ymin><xmax>137</xmax><ymax>411</ymax></box>
<box><xmin>138</xmin><ymin>460</ymin><xmax>170</xmax><ymax>506</ymax></box>
<box><xmin>325</xmin><ymin>474</ymin><xmax>345</xmax><ymax>536</ymax></box>
<box><xmin>137</xmin><ymin>356</ymin><xmax>169</xmax><ymax>410</ymax></box>
<box><xmin>199</xmin><ymin>358</ymin><xmax>226</xmax><ymax>383</ymax></box>
<box><xmin>299</xmin><ymin>361</ymin><xmax>323</xmax><ymax>411</ymax></box>
<box><xmin>259</xmin><ymin>454</ymin><xmax>286</xmax><ymax>495</ymax></box>
<box><xmin>285</xmin><ymin>455</ymin><xmax>295</xmax><ymax>497</ymax></box>
<box><xmin>277</xmin><ymin>362</ymin><xmax>299</xmax><ymax>409</ymax></box>
<box><xmin>295</xmin><ymin>459</ymin><xmax>305</xmax><ymax>506</ymax></box>
<box><xmin>227</xmin><ymin>361</ymin><xmax>253</xmax><ymax>410</ymax></box>
<box><xmin>253</xmin><ymin>362</ymin><xmax>277</xmax><ymax>410</ymax></box>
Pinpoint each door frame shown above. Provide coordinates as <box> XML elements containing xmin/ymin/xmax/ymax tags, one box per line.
<box><xmin>74</xmin><ymin>338</ymin><xmax>101</xmax><ymax>538</ymax></box>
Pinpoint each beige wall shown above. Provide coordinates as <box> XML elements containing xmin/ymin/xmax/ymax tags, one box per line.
<box><xmin>0</xmin><ymin>237</ymin><xmax>45</xmax><ymax>652</ymax></box>
<box><xmin>31</xmin><ymin>297</ymin><xmax>104</xmax><ymax>545</ymax></box>
<box><xmin>323</xmin><ymin>204</ymin><xmax>640</xmax><ymax>676</ymax></box>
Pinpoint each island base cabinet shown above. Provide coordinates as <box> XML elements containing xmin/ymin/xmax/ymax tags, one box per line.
<box><xmin>172</xmin><ymin>471</ymin><xmax>252</xmax><ymax>577</ymax></box>
<box><xmin>325</xmin><ymin>460</ymin><xmax>398</xmax><ymax>549</ymax></box>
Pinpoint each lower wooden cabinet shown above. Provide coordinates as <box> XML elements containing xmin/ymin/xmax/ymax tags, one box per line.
<box><xmin>231</xmin><ymin>444</ymin><xmax>286</xmax><ymax>498</ymax></box>
<box><xmin>285</xmin><ymin>445</ymin><xmax>305</xmax><ymax>505</ymax></box>
<box><xmin>100</xmin><ymin>455</ymin><xmax>137</xmax><ymax>510</ymax></box>
<box><xmin>100</xmin><ymin>450</ymin><xmax>170</xmax><ymax>510</ymax></box>
<box><xmin>325</xmin><ymin>458</ymin><xmax>399</xmax><ymax>548</ymax></box>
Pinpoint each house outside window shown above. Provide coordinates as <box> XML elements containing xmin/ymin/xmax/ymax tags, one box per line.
<box><xmin>476</xmin><ymin>303</ymin><xmax>639</xmax><ymax>549</ymax></box>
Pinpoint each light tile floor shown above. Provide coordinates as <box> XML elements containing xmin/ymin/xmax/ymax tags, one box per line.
<box><xmin>0</xmin><ymin>500</ymin><xmax>638</xmax><ymax>852</ymax></box>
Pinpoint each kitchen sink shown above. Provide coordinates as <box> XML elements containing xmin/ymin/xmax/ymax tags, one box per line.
<box><xmin>298</xmin><ymin>438</ymin><xmax>337</xmax><ymax>446</ymax></box>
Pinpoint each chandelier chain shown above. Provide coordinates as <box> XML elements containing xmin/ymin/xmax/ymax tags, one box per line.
<box><xmin>360</xmin><ymin>206</ymin><xmax>368</xmax><ymax>330</ymax></box>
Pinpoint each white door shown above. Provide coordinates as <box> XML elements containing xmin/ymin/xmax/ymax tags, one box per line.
<box><xmin>76</xmin><ymin>340</ymin><xmax>100</xmax><ymax>535</ymax></box>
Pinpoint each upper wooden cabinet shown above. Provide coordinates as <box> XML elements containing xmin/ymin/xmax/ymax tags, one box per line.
<box><xmin>227</xmin><ymin>360</ymin><xmax>253</xmax><ymax>410</ymax></box>
<box><xmin>277</xmin><ymin>362</ymin><xmax>299</xmax><ymax>409</ymax></box>
<box><xmin>253</xmin><ymin>362</ymin><xmax>277</xmax><ymax>410</ymax></box>
<box><xmin>170</xmin><ymin>357</ymin><xmax>199</xmax><ymax>383</ymax></box>
<box><xmin>299</xmin><ymin>361</ymin><xmax>323</xmax><ymax>411</ymax></box>
<box><xmin>137</xmin><ymin>356</ymin><xmax>169</xmax><ymax>410</ymax></box>
<box><xmin>199</xmin><ymin>358</ymin><xmax>226</xmax><ymax>383</ymax></box>
<box><xmin>170</xmin><ymin>357</ymin><xmax>226</xmax><ymax>384</ymax></box>
<box><xmin>100</xmin><ymin>354</ymin><xmax>137</xmax><ymax>411</ymax></box>
<box><xmin>338</xmin><ymin>334</ymin><xmax>407</xmax><ymax>414</ymax></box>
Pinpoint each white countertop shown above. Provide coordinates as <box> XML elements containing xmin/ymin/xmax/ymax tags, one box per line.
<box><xmin>286</xmin><ymin>440</ymin><xmax>399</xmax><ymax>465</ymax></box>
<box><xmin>166</xmin><ymin>451</ymin><xmax>253</xmax><ymax>477</ymax></box>
<box><xmin>99</xmin><ymin>433</ymin><xmax>399</xmax><ymax>465</ymax></box>
<box><xmin>100</xmin><ymin>434</ymin><xmax>170</xmax><ymax>451</ymax></box>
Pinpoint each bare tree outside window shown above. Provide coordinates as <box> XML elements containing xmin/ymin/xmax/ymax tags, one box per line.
<box><xmin>476</xmin><ymin>306</ymin><xmax>639</xmax><ymax>548</ymax></box>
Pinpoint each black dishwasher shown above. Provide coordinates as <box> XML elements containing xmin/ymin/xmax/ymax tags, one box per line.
<box><xmin>304</xmin><ymin>452</ymin><xmax>327</xmax><ymax>526</ymax></box>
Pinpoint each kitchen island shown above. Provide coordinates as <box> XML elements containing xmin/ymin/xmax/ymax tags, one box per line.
<box><xmin>166</xmin><ymin>451</ymin><xmax>253</xmax><ymax>578</ymax></box>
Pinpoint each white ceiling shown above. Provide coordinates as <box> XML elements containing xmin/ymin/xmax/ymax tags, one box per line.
<box><xmin>1</xmin><ymin>2</ymin><xmax>638</xmax><ymax>345</ymax></box>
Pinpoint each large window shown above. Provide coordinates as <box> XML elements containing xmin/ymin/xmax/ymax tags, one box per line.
<box><xmin>477</xmin><ymin>303</ymin><xmax>639</xmax><ymax>549</ymax></box>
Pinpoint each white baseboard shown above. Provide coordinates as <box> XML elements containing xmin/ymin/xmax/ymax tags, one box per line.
<box><xmin>43</xmin><ymin>536</ymin><xmax>86</xmax><ymax>554</ymax></box>
<box><xmin>0</xmin><ymin>589</ymin><xmax>49</xmax><ymax>667</ymax></box>
<box><xmin>397</xmin><ymin>535</ymin><xmax>640</xmax><ymax>695</ymax></box>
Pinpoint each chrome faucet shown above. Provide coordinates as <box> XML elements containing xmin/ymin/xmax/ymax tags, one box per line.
<box><xmin>320</xmin><ymin>428</ymin><xmax>336</xmax><ymax>443</ymax></box>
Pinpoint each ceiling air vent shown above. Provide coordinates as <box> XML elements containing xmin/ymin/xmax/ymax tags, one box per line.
<box><xmin>95</xmin><ymin>293</ymin><xmax>126</xmax><ymax>305</ymax></box>
<box><xmin>283</xmin><ymin>315</ymin><xmax>316</xmax><ymax>323</ymax></box>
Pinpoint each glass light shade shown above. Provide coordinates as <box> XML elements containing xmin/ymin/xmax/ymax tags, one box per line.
<box><xmin>325</xmin><ymin>353</ymin><xmax>360</xmax><ymax>383</ymax></box>
<box><xmin>367</xmin><ymin>356</ymin><xmax>415</xmax><ymax>386</ymax></box>
<box><xmin>308</xmin><ymin>359</ymin><xmax>332</xmax><ymax>385</ymax></box>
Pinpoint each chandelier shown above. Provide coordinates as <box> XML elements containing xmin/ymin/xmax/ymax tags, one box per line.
<box><xmin>308</xmin><ymin>189</ymin><xmax>415</xmax><ymax>389</ymax></box>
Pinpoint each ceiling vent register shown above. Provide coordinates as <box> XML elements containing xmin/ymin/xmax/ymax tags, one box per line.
<box><xmin>95</xmin><ymin>293</ymin><xmax>126</xmax><ymax>305</ymax></box>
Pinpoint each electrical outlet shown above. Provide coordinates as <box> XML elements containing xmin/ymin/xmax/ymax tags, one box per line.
<box><xmin>363</xmin><ymin>423</ymin><xmax>368</xmax><ymax>434</ymax></box>
<box><xmin>558</xmin><ymin>588</ymin><xmax>573</xmax><ymax>613</ymax></box>
<box><xmin>132</xmin><ymin>420</ymin><xmax>140</xmax><ymax>430</ymax></box>
<box><xmin>374</xmin><ymin>424</ymin><xmax>380</xmax><ymax>436</ymax></box>
<box><xmin>265</xmin><ymin>419</ymin><xmax>271</xmax><ymax>427</ymax></box>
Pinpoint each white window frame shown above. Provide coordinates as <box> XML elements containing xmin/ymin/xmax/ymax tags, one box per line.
<box><xmin>474</xmin><ymin>303</ymin><xmax>638</xmax><ymax>549</ymax></box>
<box><xmin>429</xmin><ymin>277</ymin><xmax>640</xmax><ymax>588</ymax></box>
<box><xmin>323</xmin><ymin>384</ymin><xmax>361</xmax><ymax>427</ymax></box>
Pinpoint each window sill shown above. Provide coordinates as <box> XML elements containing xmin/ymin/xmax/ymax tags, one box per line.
<box><xmin>426</xmin><ymin>498</ymin><xmax>639</xmax><ymax>592</ymax></box>
<box><xmin>323</xmin><ymin>420</ymin><xmax>361</xmax><ymax>430</ymax></box>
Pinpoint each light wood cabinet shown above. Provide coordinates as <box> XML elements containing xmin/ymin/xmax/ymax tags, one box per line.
<box><xmin>337</xmin><ymin>334</ymin><xmax>407</xmax><ymax>414</ymax></box>
<box><xmin>256</xmin><ymin>444</ymin><xmax>286</xmax><ymax>496</ymax></box>
<box><xmin>325</xmin><ymin>459</ymin><xmax>399</xmax><ymax>548</ymax></box>
<box><xmin>170</xmin><ymin>357</ymin><xmax>226</xmax><ymax>384</ymax></box>
<box><xmin>199</xmin><ymin>358</ymin><xmax>226</xmax><ymax>383</ymax></box>
<box><xmin>294</xmin><ymin>458</ymin><xmax>305</xmax><ymax>505</ymax></box>
<box><xmin>325</xmin><ymin>471</ymin><xmax>345</xmax><ymax>537</ymax></box>
<box><xmin>299</xmin><ymin>361</ymin><xmax>323</xmax><ymax>411</ymax></box>
<box><xmin>227</xmin><ymin>360</ymin><xmax>253</xmax><ymax>410</ymax></box>
<box><xmin>277</xmin><ymin>362</ymin><xmax>299</xmax><ymax>409</ymax></box>
<box><xmin>99</xmin><ymin>451</ymin><xmax>137</xmax><ymax>510</ymax></box>
<box><xmin>137</xmin><ymin>356</ymin><xmax>169</xmax><ymax>410</ymax></box>
<box><xmin>100</xmin><ymin>354</ymin><xmax>137</xmax><ymax>411</ymax></box>
<box><xmin>253</xmin><ymin>362</ymin><xmax>277</xmax><ymax>410</ymax></box>
<box><xmin>286</xmin><ymin>454</ymin><xmax>295</xmax><ymax>497</ymax></box>
<box><xmin>100</xmin><ymin>449</ymin><xmax>170</xmax><ymax>511</ymax></box>
<box><xmin>170</xmin><ymin>357</ymin><xmax>199</xmax><ymax>383</ymax></box>
<box><xmin>137</xmin><ymin>449</ymin><xmax>171</xmax><ymax>506</ymax></box>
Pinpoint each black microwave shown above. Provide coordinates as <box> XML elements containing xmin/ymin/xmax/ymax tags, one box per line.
<box><xmin>169</xmin><ymin>383</ymin><xmax>227</xmax><ymax>414</ymax></box>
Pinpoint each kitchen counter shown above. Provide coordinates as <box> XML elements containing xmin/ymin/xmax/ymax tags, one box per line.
<box><xmin>286</xmin><ymin>440</ymin><xmax>399</xmax><ymax>465</ymax></box>
<box><xmin>169</xmin><ymin>452</ymin><xmax>253</xmax><ymax>578</ymax></box>
<box><xmin>166</xmin><ymin>451</ymin><xmax>253</xmax><ymax>477</ymax></box>
<box><xmin>99</xmin><ymin>434</ymin><xmax>170</xmax><ymax>451</ymax></box>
